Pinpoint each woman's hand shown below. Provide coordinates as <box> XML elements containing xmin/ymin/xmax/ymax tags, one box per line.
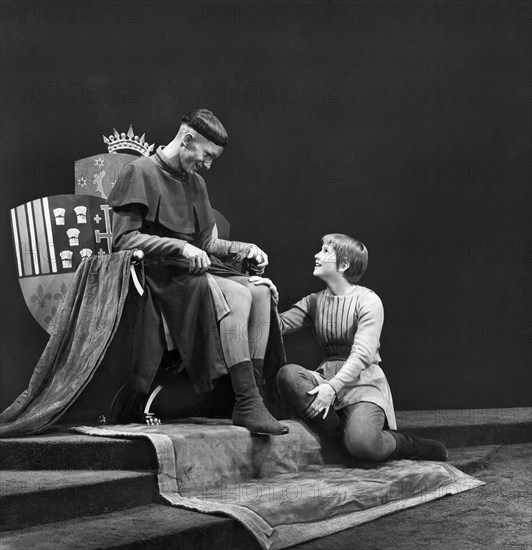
<box><xmin>306</xmin><ymin>384</ymin><xmax>336</xmax><ymax>419</ymax></box>
<box><xmin>248</xmin><ymin>276</ymin><xmax>279</xmax><ymax>302</ymax></box>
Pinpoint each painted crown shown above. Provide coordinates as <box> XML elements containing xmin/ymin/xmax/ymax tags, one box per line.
<box><xmin>103</xmin><ymin>125</ymin><xmax>154</xmax><ymax>157</ymax></box>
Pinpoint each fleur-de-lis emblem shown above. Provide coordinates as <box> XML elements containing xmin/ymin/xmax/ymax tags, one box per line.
<box><xmin>30</xmin><ymin>284</ymin><xmax>52</xmax><ymax>308</ymax></box>
<box><xmin>44</xmin><ymin>306</ymin><xmax>59</xmax><ymax>330</ymax></box>
<box><xmin>53</xmin><ymin>282</ymin><xmax>68</xmax><ymax>303</ymax></box>
<box><xmin>44</xmin><ymin>283</ymin><xmax>69</xmax><ymax>329</ymax></box>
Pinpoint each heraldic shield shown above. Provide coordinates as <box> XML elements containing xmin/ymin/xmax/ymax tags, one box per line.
<box><xmin>75</xmin><ymin>153</ymin><xmax>137</xmax><ymax>200</ymax></box>
<box><xmin>11</xmin><ymin>125</ymin><xmax>155</xmax><ymax>335</ymax></box>
<box><xmin>10</xmin><ymin>194</ymin><xmax>113</xmax><ymax>334</ymax></box>
<box><xmin>75</xmin><ymin>126</ymin><xmax>153</xmax><ymax>199</ymax></box>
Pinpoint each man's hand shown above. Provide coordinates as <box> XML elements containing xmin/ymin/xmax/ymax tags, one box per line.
<box><xmin>248</xmin><ymin>276</ymin><xmax>279</xmax><ymax>302</ymax></box>
<box><xmin>182</xmin><ymin>243</ymin><xmax>211</xmax><ymax>274</ymax></box>
<box><xmin>245</xmin><ymin>244</ymin><xmax>269</xmax><ymax>269</ymax></box>
<box><xmin>306</xmin><ymin>384</ymin><xmax>336</xmax><ymax>419</ymax></box>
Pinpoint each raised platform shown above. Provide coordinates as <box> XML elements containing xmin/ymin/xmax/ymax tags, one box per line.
<box><xmin>1</xmin><ymin>504</ymin><xmax>233</xmax><ymax>550</ymax></box>
<box><xmin>396</xmin><ymin>407</ymin><xmax>532</xmax><ymax>447</ymax></box>
<box><xmin>0</xmin><ymin>408</ymin><xmax>530</xmax><ymax>549</ymax></box>
<box><xmin>2</xmin><ymin>407</ymin><xmax>529</xmax><ymax>472</ymax></box>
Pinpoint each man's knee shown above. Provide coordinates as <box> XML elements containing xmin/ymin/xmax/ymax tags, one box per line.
<box><xmin>248</xmin><ymin>282</ymin><xmax>271</xmax><ymax>304</ymax></box>
<box><xmin>225</xmin><ymin>284</ymin><xmax>252</xmax><ymax>314</ymax></box>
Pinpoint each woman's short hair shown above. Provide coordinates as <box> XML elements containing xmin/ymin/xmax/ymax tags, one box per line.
<box><xmin>181</xmin><ymin>109</ymin><xmax>229</xmax><ymax>147</ymax></box>
<box><xmin>322</xmin><ymin>233</ymin><xmax>368</xmax><ymax>284</ymax></box>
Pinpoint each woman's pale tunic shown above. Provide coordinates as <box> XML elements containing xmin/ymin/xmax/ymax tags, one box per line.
<box><xmin>279</xmin><ymin>286</ymin><xmax>397</xmax><ymax>429</ymax></box>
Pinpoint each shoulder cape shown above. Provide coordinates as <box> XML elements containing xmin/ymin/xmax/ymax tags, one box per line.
<box><xmin>107</xmin><ymin>157</ymin><xmax>215</xmax><ymax>238</ymax></box>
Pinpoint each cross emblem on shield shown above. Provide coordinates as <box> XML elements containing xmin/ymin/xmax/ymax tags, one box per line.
<box><xmin>10</xmin><ymin>129</ymin><xmax>151</xmax><ymax>334</ymax></box>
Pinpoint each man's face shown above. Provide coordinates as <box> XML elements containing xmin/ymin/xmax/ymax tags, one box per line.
<box><xmin>180</xmin><ymin>133</ymin><xmax>224</xmax><ymax>175</ymax></box>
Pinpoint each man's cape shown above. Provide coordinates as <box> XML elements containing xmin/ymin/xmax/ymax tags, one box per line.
<box><xmin>0</xmin><ymin>250</ymin><xmax>135</xmax><ymax>437</ymax></box>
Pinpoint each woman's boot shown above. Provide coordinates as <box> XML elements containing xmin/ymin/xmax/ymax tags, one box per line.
<box><xmin>230</xmin><ymin>361</ymin><xmax>289</xmax><ymax>435</ymax></box>
<box><xmin>387</xmin><ymin>430</ymin><xmax>448</xmax><ymax>461</ymax></box>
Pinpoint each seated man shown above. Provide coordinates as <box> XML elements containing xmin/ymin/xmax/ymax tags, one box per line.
<box><xmin>107</xmin><ymin>109</ymin><xmax>287</xmax><ymax>436</ymax></box>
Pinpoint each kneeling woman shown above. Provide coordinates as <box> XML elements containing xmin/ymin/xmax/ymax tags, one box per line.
<box><xmin>252</xmin><ymin>234</ymin><xmax>447</xmax><ymax>462</ymax></box>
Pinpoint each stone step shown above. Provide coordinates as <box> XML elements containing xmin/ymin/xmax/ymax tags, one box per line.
<box><xmin>0</xmin><ymin>445</ymin><xmax>499</xmax><ymax>550</ymax></box>
<box><xmin>0</xmin><ymin>432</ymin><xmax>157</xmax><ymax>471</ymax></box>
<box><xmin>0</xmin><ymin>504</ymin><xmax>234</xmax><ymax>550</ymax></box>
<box><xmin>0</xmin><ymin>470</ymin><xmax>159</xmax><ymax>531</ymax></box>
<box><xmin>1</xmin><ymin>408</ymin><xmax>529</xmax><ymax>472</ymax></box>
<box><xmin>396</xmin><ymin>407</ymin><xmax>532</xmax><ymax>448</ymax></box>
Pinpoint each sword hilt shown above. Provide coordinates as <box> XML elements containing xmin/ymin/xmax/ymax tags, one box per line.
<box><xmin>132</xmin><ymin>249</ymin><xmax>144</xmax><ymax>265</ymax></box>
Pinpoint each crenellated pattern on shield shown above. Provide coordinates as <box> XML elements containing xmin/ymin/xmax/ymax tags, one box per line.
<box><xmin>10</xmin><ymin>195</ymin><xmax>113</xmax><ymax>334</ymax></box>
<box><xmin>10</xmin><ymin>126</ymin><xmax>156</xmax><ymax>334</ymax></box>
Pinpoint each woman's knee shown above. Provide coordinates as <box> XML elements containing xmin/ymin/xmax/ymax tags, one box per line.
<box><xmin>277</xmin><ymin>364</ymin><xmax>314</xmax><ymax>393</ymax></box>
<box><xmin>277</xmin><ymin>364</ymin><xmax>299</xmax><ymax>388</ymax></box>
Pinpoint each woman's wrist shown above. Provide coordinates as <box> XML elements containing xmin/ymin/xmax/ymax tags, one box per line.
<box><xmin>327</xmin><ymin>378</ymin><xmax>343</xmax><ymax>396</ymax></box>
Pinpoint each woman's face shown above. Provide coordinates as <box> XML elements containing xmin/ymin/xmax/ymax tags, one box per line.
<box><xmin>313</xmin><ymin>242</ymin><xmax>338</xmax><ymax>280</ymax></box>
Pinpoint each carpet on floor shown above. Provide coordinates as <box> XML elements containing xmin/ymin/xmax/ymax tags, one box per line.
<box><xmin>73</xmin><ymin>419</ymin><xmax>484</xmax><ymax>550</ymax></box>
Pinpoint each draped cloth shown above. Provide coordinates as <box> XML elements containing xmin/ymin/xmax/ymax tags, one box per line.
<box><xmin>0</xmin><ymin>250</ymin><xmax>135</xmax><ymax>437</ymax></box>
<box><xmin>74</xmin><ymin>420</ymin><xmax>485</xmax><ymax>550</ymax></box>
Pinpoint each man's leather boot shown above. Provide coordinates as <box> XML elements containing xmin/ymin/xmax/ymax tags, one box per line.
<box><xmin>251</xmin><ymin>358</ymin><xmax>266</xmax><ymax>397</ymax></box>
<box><xmin>230</xmin><ymin>361</ymin><xmax>289</xmax><ymax>435</ymax></box>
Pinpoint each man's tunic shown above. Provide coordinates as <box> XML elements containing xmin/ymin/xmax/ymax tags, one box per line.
<box><xmin>108</xmin><ymin>149</ymin><xmax>244</xmax><ymax>394</ymax></box>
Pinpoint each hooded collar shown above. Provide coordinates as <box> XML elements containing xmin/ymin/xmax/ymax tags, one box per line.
<box><xmin>153</xmin><ymin>146</ymin><xmax>188</xmax><ymax>180</ymax></box>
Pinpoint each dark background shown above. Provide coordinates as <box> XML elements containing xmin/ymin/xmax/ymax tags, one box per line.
<box><xmin>1</xmin><ymin>0</ymin><xmax>531</xmax><ymax>413</ymax></box>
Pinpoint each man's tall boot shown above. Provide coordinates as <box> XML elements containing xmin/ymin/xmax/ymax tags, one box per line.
<box><xmin>251</xmin><ymin>358</ymin><xmax>266</xmax><ymax>397</ymax></box>
<box><xmin>230</xmin><ymin>361</ymin><xmax>289</xmax><ymax>435</ymax></box>
<box><xmin>388</xmin><ymin>430</ymin><xmax>448</xmax><ymax>461</ymax></box>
